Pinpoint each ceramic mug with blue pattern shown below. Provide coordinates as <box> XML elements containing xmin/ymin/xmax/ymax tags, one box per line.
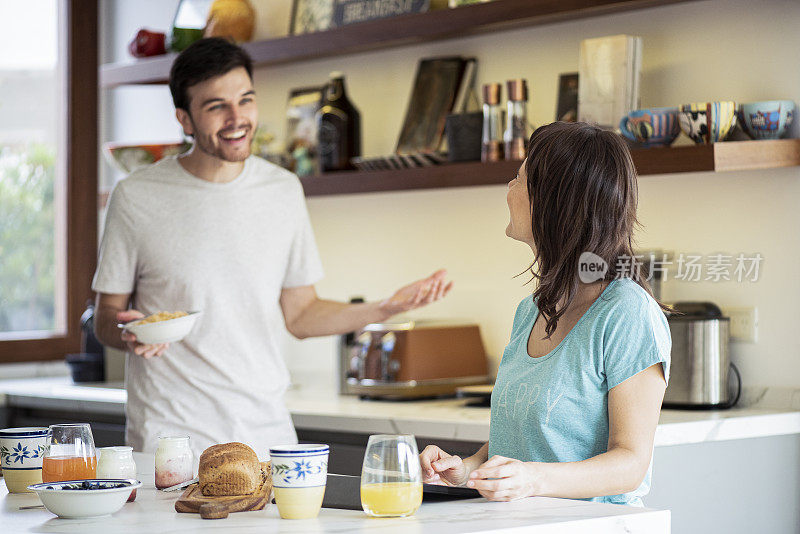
<box><xmin>619</xmin><ymin>107</ymin><xmax>681</xmax><ymax>147</ymax></box>
<box><xmin>738</xmin><ymin>100</ymin><xmax>795</xmax><ymax>140</ymax></box>
<box><xmin>269</xmin><ymin>444</ymin><xmax>329</xmax><ymax>519</ymax></box>
<box><xmin>0</xmin><ymin>427</ymin><xmax>49</xmax><ymax>493</ymax></box>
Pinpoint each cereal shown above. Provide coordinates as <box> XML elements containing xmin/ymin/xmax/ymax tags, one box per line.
<box><xmin>135</xmin><ymin>311</ymin><xmax>188</xmax><ymax>325</ymax></box>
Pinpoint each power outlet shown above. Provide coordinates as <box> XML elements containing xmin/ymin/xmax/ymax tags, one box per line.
<box><xmin>726</xmin><ymin>307</ymin><xmax>758</xmax><ymax>343</ymax></box>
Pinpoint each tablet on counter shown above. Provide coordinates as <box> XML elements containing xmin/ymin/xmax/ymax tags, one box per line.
<box><xmin>322</xmin><ymin>473</ymin><xmax>480</xmax><ymax>511</ymax></box>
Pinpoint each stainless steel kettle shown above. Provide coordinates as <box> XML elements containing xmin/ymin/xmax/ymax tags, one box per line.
<box><xmin>664</xmin><ymin>302</ymin><xmax>741</xmax><ymax>409</ymax></box>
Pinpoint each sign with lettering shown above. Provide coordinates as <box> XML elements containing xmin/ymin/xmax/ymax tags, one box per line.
<box><xmin>332</xmin><ymin>0</ymin><xmax>430</xmax><ymax>27</ymax></box>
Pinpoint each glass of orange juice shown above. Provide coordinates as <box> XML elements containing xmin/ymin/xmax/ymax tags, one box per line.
<box><xmin>360</xmin><ymin>434</ymin><xmax>422</xmax><ymax>518</ymax></box>
<box><xmin>41</xmin><ymin>423</ymin><xmax>97</xmax><ymax>483</ymax></box>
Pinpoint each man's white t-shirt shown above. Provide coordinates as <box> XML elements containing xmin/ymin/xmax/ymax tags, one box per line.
<box><xmin>92</xmin><ymin>155</ymin><xmax>323</xmax><ymax>459</ymax></box>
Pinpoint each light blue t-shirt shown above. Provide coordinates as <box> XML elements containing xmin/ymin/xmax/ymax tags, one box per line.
<box><xmin>488</xmin><ymin>278</ymin><xmax>671</xmax><ymax>507</ymax></box>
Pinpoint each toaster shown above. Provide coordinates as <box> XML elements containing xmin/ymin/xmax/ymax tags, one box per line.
<box><xmin>338</xmin><ymin>320</ymin><xmax>490</xmax><ymax>399</ymax></box>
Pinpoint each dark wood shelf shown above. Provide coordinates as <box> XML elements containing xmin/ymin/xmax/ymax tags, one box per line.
<box><xmin>100</xmin><ymin>0</ymin><xmax>695</xmax><ymax>87</ymax></box>
<box><xmin>300</xmin><ymin>139</ymin><xmax>800</xmax><ymax>197</ymax></box>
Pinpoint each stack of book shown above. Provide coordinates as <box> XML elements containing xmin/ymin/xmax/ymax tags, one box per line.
<box><xmin>353</xmin><ymin>55</ymin><xmax>476</xmax><ymax>170</ymax></box>
<box><xmin>577</xmin><ymin>34</ymin><xmax>642</xmax><ymax>131</ymax></box>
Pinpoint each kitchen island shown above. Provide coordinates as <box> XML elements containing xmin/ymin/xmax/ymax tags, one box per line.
<box><xmin>1</xmin><ymin>453</ymin><xmax>669</xmax><ymax>533</ymax></box>
<box><xmin>2</xmin><ymin>376</ymin><xmax>799</xmax><ymax>532</ymax></box>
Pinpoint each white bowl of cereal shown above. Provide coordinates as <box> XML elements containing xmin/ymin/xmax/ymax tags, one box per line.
<box><xmin>119</xmin><ymin>311</ymin><xmax>201</xmax><ymax>344</ymax></box>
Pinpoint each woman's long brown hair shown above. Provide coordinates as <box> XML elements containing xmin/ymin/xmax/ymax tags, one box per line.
<box><xmin>523</xmin><ymin>121</ymin><xmax>670</xmax><ymax>338</ymax></box>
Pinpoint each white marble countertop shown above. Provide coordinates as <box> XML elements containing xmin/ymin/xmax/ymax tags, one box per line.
<box><xmin>0</xmin><ymin>453</ymin><xmax>669</xmax><ymax>533</ymax></box>
<box><xmin>2</xmin><ymin>376</ymin><xmax>799</xmax><ymax>447</ymax></box>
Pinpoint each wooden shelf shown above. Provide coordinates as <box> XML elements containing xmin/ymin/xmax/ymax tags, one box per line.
<box><xmin>300</xmin><ymin>139</ymin><xmax>800</xmax><ymax>197</ymax></box>
<box><xmin>100</xmin><ymin>0</ymin><xmax>695</xmax><ymax>87</ymax></box>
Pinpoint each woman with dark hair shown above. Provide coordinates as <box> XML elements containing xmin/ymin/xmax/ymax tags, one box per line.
<box><xmin>420</xmin><ymin>121</ymin><xmax>671</xmax><ymax>507</ymax></box>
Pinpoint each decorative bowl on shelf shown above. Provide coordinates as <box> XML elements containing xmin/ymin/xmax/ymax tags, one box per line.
<box><xmin>738</xmin><ymin>100</ymin><xmax>795</xmax><ymax>140</ymax></box>
<box><xmin>619</xmin><ymin>107</ymin><xmax>680</xmax><ymax>147</ymax></box>
<box><xmin>678</xmin><ymin>101</ymin><xmax>738</xmax><ymax>144</ymax></box>
<box><xmin>104</xmin><ymin>141</ymin><xmax>191</xmax><ymax>174</ymax></box>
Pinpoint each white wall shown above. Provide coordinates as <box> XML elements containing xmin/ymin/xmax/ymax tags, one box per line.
<box><xmin>103</xmin><ymin>0</ymin><xmax>800</xmax><ymax>388</ymax></box>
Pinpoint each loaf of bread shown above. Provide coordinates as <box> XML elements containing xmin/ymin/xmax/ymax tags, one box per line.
<box><xmin>199</xmin><ymin>442</ymin><xmax>267</xmax><ymax>496</ymax></box>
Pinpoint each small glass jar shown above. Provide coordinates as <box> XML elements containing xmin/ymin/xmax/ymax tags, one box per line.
<box><xmin>154</xmin><ymin>436</ymin><xmax>193</xmax><ymax>490</ymax></box>
<box><xmin>97</xmin><ymin>446</ymin><xmax>137</xmax><ymax>501</ymax></box>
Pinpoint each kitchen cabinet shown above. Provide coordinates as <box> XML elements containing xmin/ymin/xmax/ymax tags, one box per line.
<box><xmin>98</xmin><ymin>0</ymin><xmax>800</xmax><ymax>197</ymax></box>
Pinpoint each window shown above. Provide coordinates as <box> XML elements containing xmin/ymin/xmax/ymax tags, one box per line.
<box><xmin>0</xmin><ymin>0</ymin><xmax>97</xmax><ymax>363</ymax></box>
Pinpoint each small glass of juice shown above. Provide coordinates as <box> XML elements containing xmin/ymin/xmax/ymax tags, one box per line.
<box><xmin>41</xmin><ymin>423</ymin><xmax>97</xmax><ymax>483</ymax></box>
<box><xmin>360</xmin><ymin>434</ymin><xmax>422</xmax><ymax>518</ymax></box>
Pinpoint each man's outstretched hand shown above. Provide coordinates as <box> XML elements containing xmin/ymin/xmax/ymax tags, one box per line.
<box><xmin>378</xmin><ymin>269</ymin><xmax>453</xmax><ymax>318</ymax></box>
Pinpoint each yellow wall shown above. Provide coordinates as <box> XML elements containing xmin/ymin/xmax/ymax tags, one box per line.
<box><xmin>104</xmin><ymin>0</ymin><xmax>800</xmax><ymax>387</ymax></box>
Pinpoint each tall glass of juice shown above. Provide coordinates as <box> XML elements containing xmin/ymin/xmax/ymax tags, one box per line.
<box><xmin>360</xmin><ymin>434</ymin><xmax>422</xmax><ymax>518</ymax></box>
<box><xmin>41</xmin><ymin>423</ymin><xmax>97</xmax><ymax>483</ymax></box>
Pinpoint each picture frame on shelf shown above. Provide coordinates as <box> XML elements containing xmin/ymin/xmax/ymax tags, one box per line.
<box><xmin>448</xmin><ymin>0</ymin><xmax>493</xmax><ymax>7</ymax></box>
<box><xmin>332</xmin><ymin>0</ymin><xmax>430</xmax><ymax>26</ymax></box>
<box><xmin>556</xmin><ymin>72</ymin><xmax>579</xmax><ymax>122</ymax></box>
<box><xmin>289</xmin><ymin>0</ymin><xmax>335</xmax><ymax>35</ymax></box>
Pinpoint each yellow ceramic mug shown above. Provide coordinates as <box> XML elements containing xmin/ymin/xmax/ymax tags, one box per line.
<box><xmin>1</xmin><ymin>427</ymin><xmax>48</xmax><ymax>493</ymax></box>
<box><xmin>269</xmin><ymin>444</ymin><xmax>329</xmax><ymax>519</ymax></box>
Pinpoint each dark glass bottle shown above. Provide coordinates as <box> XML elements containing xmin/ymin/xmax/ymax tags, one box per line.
<box><xmin>317</xmin><ymin>72</ymin><xmax>361</xmax><ymax>172</ymax></box>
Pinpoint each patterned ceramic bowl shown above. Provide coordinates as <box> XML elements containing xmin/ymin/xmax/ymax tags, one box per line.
<box><xmin>619</xmin><ymin>107</ymin><xmax>681</xmax><ymax>147</ymax></box>
<box><xmin>27</xmin><ymin>479</ymin><xmax>142</xmax><ymax>518</ymax></box>
<box><xmin>678</xmin><ymin>101</ymin><xmax>738</xmax><ymax>144</ymax></box>
<box><xmin>738</xmin><ymin>100</ymin><xmax>796</xmax><ymax>140</ymax></box>
<box><xmin>0</xmin><ymin>427</ymin><xmax>48</xmax><ymax>493</ymax></box>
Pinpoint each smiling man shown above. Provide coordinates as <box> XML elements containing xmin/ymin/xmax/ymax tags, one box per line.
<box><xmin>92</xmin><ymin>38</ymin><xmax>452</xmax><ymax>458</ymax></box>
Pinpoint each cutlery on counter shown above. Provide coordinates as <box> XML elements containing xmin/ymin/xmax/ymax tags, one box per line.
<box><xmin>162</xmin><ymin>476</ymin><xmax>199</xmax><ymax>492</ymax></box>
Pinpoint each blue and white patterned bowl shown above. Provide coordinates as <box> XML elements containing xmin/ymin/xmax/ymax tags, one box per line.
<box><xmin>269</xmin><ymin>444</ymin><xmax>329</xmax><ymax>488</ymax></box>
<box><xmin>27</xmin><ymin>479</ymin><xmax>142</xmax><ymax>518</ymax></box>
<box><xmin>0</xmin><ymin>427</ymin><xmax>48</xmax><ymax>493</ymax></box>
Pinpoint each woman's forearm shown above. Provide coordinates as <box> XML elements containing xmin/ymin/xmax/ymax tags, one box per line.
<box><xmin>536</xmin><ymin>446</ymin><xmax>648</xmax><ymax>499</ymax></box>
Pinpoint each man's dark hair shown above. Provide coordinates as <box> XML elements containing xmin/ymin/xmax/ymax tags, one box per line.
<box><xmin>169</xmin><ymin>37</ymin><xmax>253</xmax><ymax>112</ymax></box>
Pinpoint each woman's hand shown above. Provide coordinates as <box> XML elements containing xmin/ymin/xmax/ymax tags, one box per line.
<box><xmin>419</xmin><ymin>445</ymin><xmax>469</xmax><ymax>486</ymax></box>
<box><xmin>467</xmin><ymin>455</ymin><xmax>545</xmax><ymax>501</ymax></box>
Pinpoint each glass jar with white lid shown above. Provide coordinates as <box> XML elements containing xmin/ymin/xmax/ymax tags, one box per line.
<box><xmin>97</xmin><ymin>446</ymin><xmax>137</xmax><ymax>501</ymax></box>
<box><xmin>154</xmin><ymin>436</ymin><xmax>193</xmax><ymax>489</ymax></box>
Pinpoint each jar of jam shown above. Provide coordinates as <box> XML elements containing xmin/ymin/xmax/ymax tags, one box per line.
<box><xmin>154</xmin><ymin>436</ymin><xmax>193</xmax><ymax>489</ymax></box>
<box><xmin>97</xmin><ymin>446</ymin><xmax>138</xmax><ymax>501</ymax></box>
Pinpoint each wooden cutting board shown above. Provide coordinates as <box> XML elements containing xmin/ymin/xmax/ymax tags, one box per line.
<box><xmin>175</xmin><ymin>482</ymin><xmax>271</xmax><ymax>519</ymax></box>
<box><xmin>175</xmin><ymin>462</ymin><xmax>272</xmax><ymax>520</ymax></box>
